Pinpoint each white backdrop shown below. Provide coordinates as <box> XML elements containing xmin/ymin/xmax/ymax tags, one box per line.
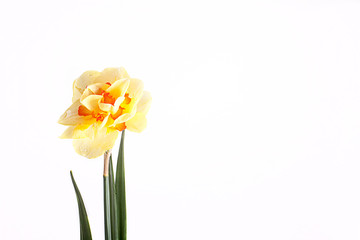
<box><xmin>1</xmin><ymin>0</ymin><xmax>360</xmax><ymax>239</ymax></box>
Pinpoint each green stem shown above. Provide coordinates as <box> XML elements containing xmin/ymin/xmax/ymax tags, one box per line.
<box><xmin>103</xmin><ymin>150</ymin><xmax>112</xmax><ymax>240</ymax></box>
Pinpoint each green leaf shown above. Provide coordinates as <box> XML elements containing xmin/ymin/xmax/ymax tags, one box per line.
<box><xmin>110</xmin><ymin>156</ymin><xmax>119</xmax><ymax>239</ymax></box>
<box><xmin>104</xmin><ymin>155</ymin><xmax>119</xmax><ymax>240</ymax></box>
<box><xmin>70</xmin><ymin>171</ymin><xmax>93</xmax><ymax>240</ymax></box>
<box><xmin>115</xmin><ymin>130</ymin><xmax>127</xmax><ymax>240</ymax></box>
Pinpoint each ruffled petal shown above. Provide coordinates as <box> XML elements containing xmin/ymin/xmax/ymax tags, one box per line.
<box><xmin>136</xmin><ymin>91</ymin><xmax>152</xmax><ymax>114</ymax></box>
<box><xmin>100</xmin><ymin>114</ymin><xmax>113</xmax><ymax>128</ymax></box>
<box><xmin>127</xmin><ymin>78</ymin><xmax>144</xmax><ymax>99</ymax></box>
<box><xmin>106</xmin><ymin>79</ymin><xmax>130</xmax><ymax>99</ymax></box>
<box><xmin>95</xmin><ymin>67</ymin><xmax>129</xmax><ymax>85</ymax></box>
<box><xmin>72</xmin><ymin>81</ymin><xmax>83</xmax><ymax>103</ymax></box>
<box><xmin>73</xmin><ymin>71</ymin><xmax>101</xmax><ymax>98</ymax></box>
<box><xmin>59</xmin><ymin>125</ymin><xmax>93</xmax><ymax>139</ymax></box>
<box><xmin>79</xmin><ymin>88</ymin><xmax>94</xmax><ymax>102</ymax></box>
<box><xmin>59</xmin><ymin>126</ymin><xmax>76</xmax><ymax>139</ymax></box>
<box><xmin>81</xmin><ymin>95</ymin><xmax>102</xmax><ymax>111</ymax></box>
<box><xmin>72</xmin><ymin>126</ymin><xmax>119</xmax><ymax>159</ymax></box>
<box><xmin>119</xmin><ymin>67</ymin><xmax>130</xmax><ymax>79</ymax></box>
<box><xmin>99</xmin><ymin>102</ymin><xmax>113</xmax><ymax>112</ymax></box>
<box><xmin>58</xmin><ymin>100</ymin><xmax>95</xmax><ymax>125</ymax></box>
<box><xmin>112</xmin><ymin>96</ymin><xmax>125</xmax><ymax>114</ymax></box>
<box><xmin>72</xmin><ymin>68</ymin><xmax>129</xmax><ymax>102</ymax></box>
<box><xmin>111</xmin><ymin>105</ymin><xmax>137</xmax><ymax>126</ymax></box>
<box><xmin>125</xmin><ymin>112</ymin><xmax>147</xmax><ymax>133</ymax></box>
<box><xmin>87</xmin><ymin>82</ymin><xmax>110</xmax><ymax>95</ymax></box>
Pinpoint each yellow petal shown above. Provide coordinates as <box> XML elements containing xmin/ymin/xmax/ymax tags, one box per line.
<box><xmin>72</xmin><ymin>68</ymin><xmax>128</xmax><ymax>102</ymax></box>
<box><xmin>79</xmin><ymin>88</ymin><xmax>94</xmax><ymax>103</ymax></box>
<box><xmin>119</xmin><ymin>67</ymin><xmax>130</xmax><ymax>79</ymax></box>
<box><xmin>99</xmin><ymin>102</ymin><xmax>113</xmax><ymax>112</ymax></box>
<box><xmin>127</xmin><ymin>78</ymin><xmax>144</xmax><ymax>99</ymax></box>
<box><xmin>59</xmin><ymin>125</ymin><xmax>93</xmax><ymax>139</ymax></box>
<box><xmin>95</xmin><ymin>67</ymin><xmax>129</xmax><ymax>85</ymax></box>
<box><xmin>111</xmin><ymin>107</ymin><xmax>137</xmax><ymax>126</ymax></box>
<box><xmin>58</xmin><ymin>100</ymin><xmax>95</xmax><ymax>125</ymax></box>
<box><xmin>106</xmin><ymin>79</ymin><xmax>130</xmax><ymax>99</ymax></box>
<box><xmin>136</xmin><ymin>91</ymin><xmax>152</xmax><ymax>114</ymax></box>
<box><xmin>73</xmin><ymin>71</ymin><xmax>101</xmax><ymax>96</ymax></box>
<box><xmin>125</xmin><ymin>112</ymin><xmax>147</xmax><ymax>133</ymax></box>
<box><xmin>112</xmin><ymin>96</ymin><xmax>125</xmax><ymax>114</ymax></box>
<box><xmin>72</xmin><ymin>126</ymin><xmax>119</xmax><ymax>159</ymax></box>
<box><xmin>100</xmin><ymin>114</ymin><xmax>113</xmax><ymax>128</ymax></box>
<box><xmin>81</xmin><ymin>95</ymin><xmax>102</xmax><ymax>111</ymax></box>
<box><xmin>72</xmin><ymin>81</ymin><xmax>83</xmax><ymax>103</ymax></box>
<box><xmin>59</xmin><ymin>126</ymin><xmax>76</xmax><ymax>139</ymax></box>
<box><xmin>87</xmin><ymin>82</ymin><xmax>110</xmax><ymax>95</ymax></box>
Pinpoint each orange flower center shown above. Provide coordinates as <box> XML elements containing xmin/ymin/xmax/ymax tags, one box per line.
<box><xmin>114</xmin><ymin>122</ymin><xmax>126</xmax><ymax>131</ymax></box>
<box><xmin>111</xmin><ymin>107</ymin><xmax>123</xmax><ymax>119</ymax></box>
<box><xmin>102</xmin><ymin>92</ymin><xmax>116</xmax><ymax>105</ymax></box>
<box><xmin>101</xmin><ymin>82</ymin><xmax>116</xmax><ymax>105</ymax></box>
<box><xmin>77</xmin><ymin>83</ymin><xmax>132</xmax><ymax>124</ymax></box>
<box><xmin>78</xmin><ymin>105</ymin><xmax>92</xmax><ymax>116</ymax></box>
<box><xmin>78</xmin><ymin>105</ymin><xmax>107</xmax><ymax>122</ymax></box>
<box><xmin>124</xmin><ymin>93</ymin><xmax>131</xmax><ymax>104</ymax></box>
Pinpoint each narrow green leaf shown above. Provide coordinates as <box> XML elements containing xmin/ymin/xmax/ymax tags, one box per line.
<box><xmin>109</xmin><ymin>156</ymin><xmax>119</xmax><ymax>240</ymax></box>
<box><xmin>104</xmin><ymin>155</ymin><xmax>119</xmax><ymax>240</ymax></box>
<box><xmin>115</xmin><ymin>130</ymin><xmax>127</xmax><ymax>240</ymax></box>
<box><xmin>70</xmin><ymin>171</ymin><xmax>92</xmax><ymax>240</ymax></box>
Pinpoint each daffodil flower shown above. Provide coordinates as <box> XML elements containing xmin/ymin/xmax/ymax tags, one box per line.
<box><xmin>59</xmin><ymin>67</ymin><xmax>151</xmax><ymax>158</ymax></box>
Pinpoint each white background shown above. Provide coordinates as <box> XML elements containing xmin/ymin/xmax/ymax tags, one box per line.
<box><xmin>1</xmin><ymin>0</ymin><xmax>360</xmax><ymax>239</ymax></box>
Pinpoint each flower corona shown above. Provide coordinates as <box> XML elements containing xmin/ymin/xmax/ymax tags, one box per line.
<box><xmin>59</xmin><ymin>67</ymin><xmax>151</xmax><ymax>158</ymax></box>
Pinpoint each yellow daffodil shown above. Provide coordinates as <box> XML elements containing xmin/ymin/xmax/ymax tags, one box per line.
<box><xmin>59</xmin><ymin>67</ymin><xmax>151</xmax><ymax>159</ymax></box>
